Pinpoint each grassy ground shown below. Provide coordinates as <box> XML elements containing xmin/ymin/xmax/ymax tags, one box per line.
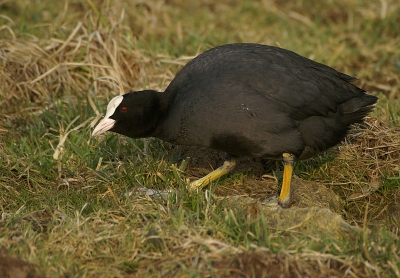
<box><xmin>0</xmin><ymin>0</ymin><xmax>399</xmax><ymax>277</ymax></box>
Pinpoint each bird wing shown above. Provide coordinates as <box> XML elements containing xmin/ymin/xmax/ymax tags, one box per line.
<box><xmin>253</xmin><ymin>50</ymin><xmax>363</xmax><ymax>120</ymax></box>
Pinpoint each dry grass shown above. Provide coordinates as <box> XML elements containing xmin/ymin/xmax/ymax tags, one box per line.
<box><xmin>0</xmin><ymin>0</ymin><xmax>399</xmax><ymax>277</ymax></box>
<box><xmin>0</xmin><ymin>16</ymin><xmax>144</xmax><ymax>113</ymax></box>
<box><xmin>342</xmin><ymin>117</ymin><xmax>400</xmax><ymax>184</ymax></box>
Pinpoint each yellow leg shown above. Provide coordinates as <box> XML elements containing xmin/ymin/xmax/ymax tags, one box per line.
<box><xmin>188</xmin><ymin>156</ymin><xmax>238</xmax><ymax>192</ymax></box>
<box><xmin>278</xmin><ymin>153</ymin><xmax>295</xmax><ymax>208</ymax></box>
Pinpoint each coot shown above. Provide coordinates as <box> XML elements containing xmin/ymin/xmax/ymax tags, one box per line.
<box><xmin>92</xmin><ymin>43</ymin><xmax>377</xmax><ymax>207</ymax></box>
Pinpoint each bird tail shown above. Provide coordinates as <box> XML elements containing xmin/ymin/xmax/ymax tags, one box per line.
<box><xmin>341</xmin><ymin>94</ymin><xmax>378</xmax><ymax>125</ymax></box>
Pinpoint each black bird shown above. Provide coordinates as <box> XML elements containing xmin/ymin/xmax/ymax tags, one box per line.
<box><xmin>92</xmin><ymin>43</ymin><xmax>377</xmax><ymax>207</ymax></box>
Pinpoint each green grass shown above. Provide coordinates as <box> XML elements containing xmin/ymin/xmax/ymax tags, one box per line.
<box><xmin>1</xmin><ymin>0</ymin><xmax>400</xmax><ymax>277</ymax></box>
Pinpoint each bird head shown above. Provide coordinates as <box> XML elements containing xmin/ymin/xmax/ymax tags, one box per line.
<box><xmin>92</xmin><ymin>90</ymin><xmax>162</xmax><ymax>139</ymax></box>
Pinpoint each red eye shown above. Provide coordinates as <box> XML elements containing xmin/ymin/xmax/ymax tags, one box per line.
<box><xmin>120</xmin><ymin>106</ymin><xmax>128</xmax><ymax>113</ymax></box>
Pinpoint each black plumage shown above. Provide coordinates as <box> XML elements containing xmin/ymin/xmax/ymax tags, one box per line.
<box><xmin>93</xmin><ymin>43</ymin><xmax>378</xmax><ymax>207</ymax></box>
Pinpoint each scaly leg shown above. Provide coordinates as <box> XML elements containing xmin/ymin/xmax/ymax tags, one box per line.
<box><xmin>188</xmin><ymin>154</ymin><xmax>238</xmax><ymax>191</ymax></box>
<box><xmin>278</xmin><ymin>153</ymin><xmax>295</xmax><ymax>208</ymax></box>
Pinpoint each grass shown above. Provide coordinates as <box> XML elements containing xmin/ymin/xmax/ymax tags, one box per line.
<box><xmin>1</xmin><ymin>0</ymin><xmax>400</xmax><ymax>277</ymax></box>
